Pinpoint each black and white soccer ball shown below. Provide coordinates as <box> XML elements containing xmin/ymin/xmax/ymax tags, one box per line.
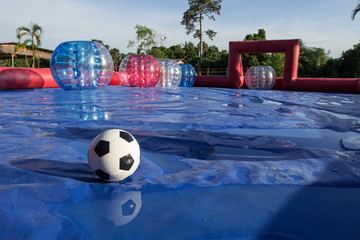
<box><xmin>88</xmin><ymin>129</ymin><xmax>140</xmax><ymax>182</ymax></box>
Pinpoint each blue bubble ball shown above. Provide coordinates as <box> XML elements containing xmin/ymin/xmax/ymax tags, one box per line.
<box><xmin>179</xmin><ymin>64</ymin><xmax>196</xmax><ymax>87</ymax></box>
<box><xmin>50</xmin><ymin>41</ymin><xmax>113</xmax><ymax>90</ymax></box>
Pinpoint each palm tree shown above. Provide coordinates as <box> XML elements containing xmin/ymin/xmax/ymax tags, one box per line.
<box><xmin>14</xmin><ymin>40</ymin><xmax>30</xmax><ymax>68</ymax></box>
<box><xmin>16</xmin><ymin>23</ymin><xmax>43</xmax><ymax>68</ymax></box>
<box><xmin>352</xmin><ymin>3</ymin><xmax>360</xmax><ymax>20</ymax></box>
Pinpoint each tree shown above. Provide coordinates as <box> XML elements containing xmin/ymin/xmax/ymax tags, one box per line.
<box><xmin>148</xmin><ymin>46</ymin><xmax>168</xmax><ymax>59</ymax></box>
<box><xmin>183</xmin><ymin>41</ymin><xmax>198</xmax><ymax>62</ymax></box>
<box><xmin>168</xmin><ymin>44</ymin><xmax>185</xmax><ymax>59</ymax></box>
<box><xmin>181</xmin><ymin>0</ymin><xmax>222</xmax><ymax>66</ymax></box>
<box><xmin>244</xmin><ymin>28</ymin><xmax>266</xmax><ymax>41</ymax></box>
<box><xmin>338</xmin><ymin>42</ymin><xmax>360</xmax><ymax>78</ymax></box>
<box><xmin>14</xmin><ymin>41</ymin><xmax>30</xmax><ymax>68</ymax></box>
<box><xmin>298</xmin><ymin>42</ymin><xmax>329</xmax><ymax>77</ymax></box>
<box><xmin>16</xmin><ymin>22</ymin><xmax>43</xmax><ymax>68</ymax></box>
<box><xmin>202</xmin><ymin>45</ymin><xmax>219</xmax><ymax>68</ymax></box>
<box><xmin>321</xmin><ymin>58</ymin><xmax>340</xmax><ymax>78</ymax></box>
<box><xmin>127</xmin><ymin>25</ymin><xmax>159</xmax><ymax>54</ymax></box>
<box><xmin>352</xmin><ymin>2</ymin><xmax>360</xmax><ymax>19</ymax></box>
<box><xmin>269</xmin><ymin>52</ymin><xmax>285</xmax><ymax>77</ymax></box>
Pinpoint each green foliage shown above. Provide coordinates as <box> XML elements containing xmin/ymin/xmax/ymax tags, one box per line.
<box><xmin>0</xmin><ymin>59</ymin><xmax>11</xmax><ymax>67</ymax></box>
<box><xmin>127</xmin><ymin>25</ymin><xmax>160</xmax><ymax>54</ymax></box>
<box><xmin>147</xmin><ymin>40</ymin><xmax>225</xmax><ymax>70</ymax></box>
<box><xmin>0</xmin><ymin>59</ymin><xmax>33</xmax><ymax>68</ymax></box>
<box><xmin>202</xmin><ymin>45</ymin><xmax>225</xmax><ymax>68</ymax></box>
<box><xmin>148</xmin><ymin>46</ymin><xmax>168</xmax><ymax>59</ymax></box>
<box><xmin>183</xmin><ymin>41</ymin><xmax>198</xmax><ymax>60</ymax></box>
<box><xmin>269</xmin><ymin>53</ymin><xmax>285</xmax><ymax>77</ymax></box>
<box><xmin>167</xmin><ymin>45</ymin><xmax>185</xmax><ymax>59</ymax></box>
<box><xmin>244</xmin><ymin>29</ymin><xmax>266</xmax><ymax>40</ymax></box>
<box><xmin>338</xmin><ymin>42</ymin><xmax>360</xmax><ymax>78</ymax></box>
<box><xmin>298</xmin><ymin>41</ymin><xmax>329</xmax><ymax>77</ymax></box>
<box><xmin>39</xmin><ymin>59</ymin><xmax>50</xmax><ymax>68</ymax></box>
<box><xmin>16</xmin><ymin>22</ymin><xmax>43</xmax><ymax>68</ymax></box>
<box><xmin>14</xmin><ymin>41</ymin><xmax>30</xmax><ymax>67</ymax></box>
<box><xmin>352</xmin><ymin>3</ymin><xmax>360</xmax><ymax>20</ymax></box>
<box><xmin>321</xmin><ymin>58</ymin><xmax>340</xmax><ymax>78</ymax></box>
<box><xmin>184</xmin><ymin>42</ymin><xmax>200</xmax><ymax>66</ymax></box>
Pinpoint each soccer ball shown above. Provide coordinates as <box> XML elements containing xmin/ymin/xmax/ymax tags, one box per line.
<box><xmin>88</xmin><ymin>129</ymin><xmax>140</xmax><ymax>182</ymax></box>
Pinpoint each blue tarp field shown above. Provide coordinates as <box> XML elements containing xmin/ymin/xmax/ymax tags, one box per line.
<box><xmin>0</xmin><ymin>86</ymin><xmax>360</xmax><ymax>239</ymax></box>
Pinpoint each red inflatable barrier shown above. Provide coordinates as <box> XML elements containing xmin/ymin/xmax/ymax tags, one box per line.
<box><xmin>109</xmin><ymin>72</ymin><xmax>122</xmax><ymax>86</ymax></box>
<box><xmin>194</xmin><ymin>39</ymin><xmax>360</xmax><ymax>93</ymax></box>
<box><xmin>1</xmin><ymin>39</ymin><xmax>359</xmax><ymax>93</ymax></box>
<box><xmin>0</xmin><ymin>67</ymin><xmax>122</xmax><ymax>90</ymax></box>
<box><xmin>0</xmin><ymin>67</ymin><xmax>58</xmax><ymax>90</ymax></box>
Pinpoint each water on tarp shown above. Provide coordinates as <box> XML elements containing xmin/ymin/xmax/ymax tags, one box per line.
<box><xmin>0</xmin><ymin>86</ymin><xmax>360</xmax><ymax>240</ymax></box>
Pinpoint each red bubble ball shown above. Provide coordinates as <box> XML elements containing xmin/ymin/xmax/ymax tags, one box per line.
<box><xmin>119</xmin><ymin>54</ymin><xmax>160</xmax><ymax>87</ymax></box>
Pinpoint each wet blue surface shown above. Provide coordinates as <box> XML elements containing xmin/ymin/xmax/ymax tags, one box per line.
<box><xmin>0</xmin><ymin>86</ymin><xmax>360</xmax><ymax>239</ymax></box>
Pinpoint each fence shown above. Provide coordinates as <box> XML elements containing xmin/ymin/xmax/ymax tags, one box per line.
<box><xmin>198</xmin><ymin>68</ymin><xmax>228</xmax><ymax>76</ymax></box>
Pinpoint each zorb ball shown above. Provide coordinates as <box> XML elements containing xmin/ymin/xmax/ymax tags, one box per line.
<box><xmin>119</xmin><ymin>54</ymin><xmax>160</xmax><ymax>87</ymax></box>
<box><xmin>50</xmin><ymin>41</ymin><xmax>113</xmax><ymax>90</ymax></box>
<box><xmin>179</xmin><ymin>64</ymin><xmax>196</xmax><ymax>87</ymax></box>
<box><xmin>156</xmin><ymin>59</ymin><xmax>182</xmax><ymax>87</ymax></box>
<box><xmin>88</xmin><ymin>129</ymin><xmax>140</xmax><ymax>182</ymax></box>
<box><xmin>245</xmin><ymin>66</ymin><xmax>276</xmax><ymax>90</ymax></box>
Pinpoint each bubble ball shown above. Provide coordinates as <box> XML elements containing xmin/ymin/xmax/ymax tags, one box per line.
<box><xmin>179</xmin><ymin>64</ymin><xmax>196</xmax><ymax>87</ymax></box>
<box><xmin>50</xmin><ymin>41</ymin><xmax>114</xmax><ymax>90</ymax></box>
<box><xmin>119</xmin><ymin>54</ymin><xmax>160</xmax><ymax>87</ymax></box>
<box><xmin>88</xmin><ymin>129</ymin><xmax>141</xmax><ymax>182</ymax></box>
<box><xmin>245</xmin><ymin>66</ymin><xmax>276</xmax><ymax>90</ymax></box>
<box><xmin>155</xmin><ymin>59</ymin><xmax>182</xmax><ymax>87</ymax></box>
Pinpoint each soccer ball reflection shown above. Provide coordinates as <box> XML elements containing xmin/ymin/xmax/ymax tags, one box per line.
<box><xmin>106</xmin><ymin>191</ymin><xmax>142</xmax><ymax>226</ymax></box>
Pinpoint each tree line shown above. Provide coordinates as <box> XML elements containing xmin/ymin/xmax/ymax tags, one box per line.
<box><xmin>105</xmin><ymin>27</ymin><xmax>360</xmax><ymax>78</ymax></box>
<box><xmin>1</xmin><ymin>26</ymin><xmax>360</xmax><ymax>78</ymax></box>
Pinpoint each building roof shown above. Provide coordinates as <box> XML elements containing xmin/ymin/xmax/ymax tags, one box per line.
<box><xmin>175</xmin><ymin>59</ymin><xmax>187</xmax><ymax>64</ymax></box>
<box><xmin>0</xmin><ymin>42</ymin><xmax>53</xmax><ymax>60</ymax></box>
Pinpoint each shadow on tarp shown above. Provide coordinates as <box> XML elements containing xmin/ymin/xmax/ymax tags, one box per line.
<box><xmin>10</xmin><ymin>158</ymin><xmax>103</xmax><ymax>183</ymax></box>
<box><xmin>254</xmin><ymin>161</ymin><xmax>360</xmax><ymax>240</ymax></box>
<box><xmin>6</xmin><ymin>159</ymin><xmax>360</xmax><ymax>239</ymax></box>
<box><xmin>53</xmin><ymin>126</ymin><xmax>336</xmax><ymax>162</ymax></box>
<box><xmin>56</xmin><ymin>169</ymin><xmax>360</xmax><ymax>239</ymax></box>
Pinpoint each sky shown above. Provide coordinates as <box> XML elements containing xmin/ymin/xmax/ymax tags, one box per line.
<box><xmin>0</xmin><ymin>0</ymin><xmax>359</xmax><ymax>58</ymax></box>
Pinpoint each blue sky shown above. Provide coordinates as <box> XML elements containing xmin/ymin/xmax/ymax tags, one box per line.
<box><xmin>1</xmin><ymin>0</ymin><xmax>359</xmax><ymax>58</ymax></box>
